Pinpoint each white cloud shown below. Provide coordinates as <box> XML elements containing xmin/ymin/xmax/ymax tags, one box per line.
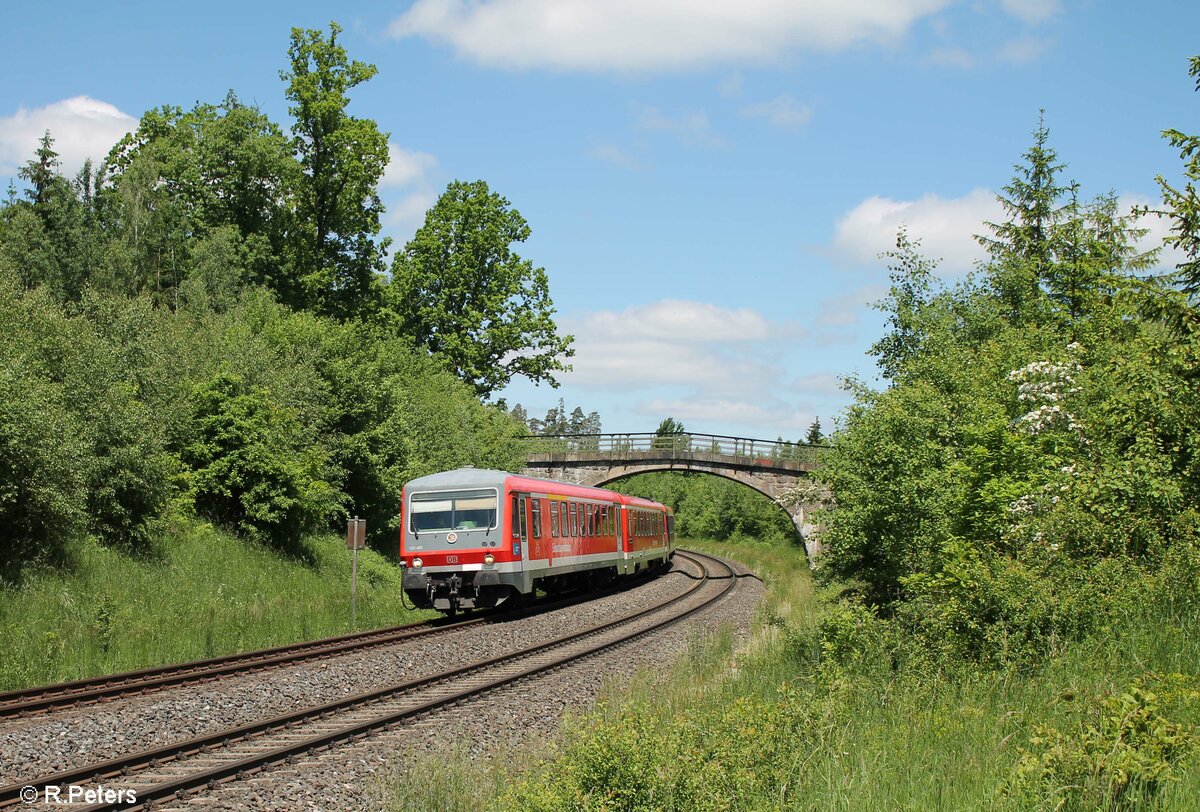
<box><xmin>589</xmin><ymin>143</ymin><xmax>642</xmax><ymax>170</ymax></box>
<box><xmin>1000</xmin><ymin>0</ymin><xmax>1060</xmax><ymax>25</ymax></box>
<box><xmin>1123</xmin><ymin>194</ymin><xmax>1191</xmax><ymax>271</ymax></box>
<box><xmin>831</xmin><ymin>188</ymin><xmax>1187</xmax><ymax>277</ymax></box>
<box><xmin>791</xmin><ymin>373</ymin><xmax>845</xmax><ymax>396</ymax></box>
<box><xmin>999</xmin><ymin>36</ymin><xmax>1049</xmax><ymax>64</ymax></box>
<box><xmin>831</xmin><ymin>188</ymin><xmax>1002</xmax><ymax>274</ymax></box>
<box><xmin>717</xmin><ymin>72</ymin><xmax>744</xmax><ymax>98</ymax></box>
<box><xmin>380</xmin><ymin>141</ymin><xmax>440</xmax><ymax>242</ymax></box>
<box><xmin>548</xmin><ymin>299</ymin><xmax>839</xmax><ymax>436</ymax></box>
<box><xmin>389</xmin><ymin>0</ymin><xmax>954</xmax><ymax>72</ymax></box>
<box><xmin>382</xmin><ymin>143</ymin><xmax>437</xmax><ymax>188</ymax></box>
<box><xmin>925</xmin><ymin>46</ymin><xmax>974</xmax><ymax>68</ymax></box>
<box><xmin>575</xmin><ymin>300</ymin><xmax>795</xmax><ymax>343</ymax></box>
<box><xmin>561</xmin><ymin>300</ymin><xmax>802</xmax><ymax>395</ymax></box>
<box><xmin>633</xmin><ymin>104</ymin><xmax>724</xmax><ymax>149</ymax></box>
<box><xmin>816</xmin><ymin>284</ymin><xmax>888</xmax><ymax>326</ymax></box>
<box><xmin>0</xmin><ymin>96</ymin><xmax>137</xmax><ymax>177</ymax></box>
<box><xmin>641</xmin><ymin>398</ymin><xmax>815</xmax><ymax>435</ymax></box>
<box><xmin>386</xmin><ymin>191</ymin><xmax>436</xmax><ymax>232</ymax></box>
<box><xmin>740</xmin><ymin>95</ymin><xmax>813</xmax><ymax>131</ymax></box>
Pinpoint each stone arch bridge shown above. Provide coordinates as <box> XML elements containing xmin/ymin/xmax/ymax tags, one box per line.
<box><xmin>520</xmin><ymin>433</ymin><xmax>829</xmax><ymax>560</ymax></box>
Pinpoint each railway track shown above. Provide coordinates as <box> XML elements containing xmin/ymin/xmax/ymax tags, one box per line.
<box><xmin>0</xmin><ymin>617</ymin><xmax>480</xmax><ymax>721</ymax></box>
<box><xmin>0</xmin><ymin>566</ymin><xmax>670</xmax><ymax>722</ymax></box>
<box><xmin>1</xmin><ymin>550</ymin><xmax>738</xmax><ymax>812</ymax></box>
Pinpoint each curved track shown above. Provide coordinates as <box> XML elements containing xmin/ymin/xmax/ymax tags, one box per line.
<box><xmin>1</xmin><ymin>551</ymin><xmax>739</xmax><ymax>812</ymax></box>
<box><xmin>0</xmin><ymin>566</ymin><xmax>674</xmax><ymax>721</ymax></box>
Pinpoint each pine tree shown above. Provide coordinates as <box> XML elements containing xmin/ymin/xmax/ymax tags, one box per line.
<box><xmin>978</xmin><ymin>113</ymin><xmax>1065</xmax><ymax>324</ymax></box>
<box><xmin>1155</xmin><ymin>55</ymin><xmax>1200</xmax><ymax>300</ymax></box>
<box><xmin>806</xmin><ymin>418</ymin><xmax>824</xmax><ymax>445</ymax></box>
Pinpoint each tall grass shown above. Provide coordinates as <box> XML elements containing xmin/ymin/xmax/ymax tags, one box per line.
<box><xmin>384</xmin><ymin>539</ymin><xmax>1200</xmax><ymax>811</ymax></box>
<box><xmin>0</xmin><ymin>523</ymin><xmax>432</xmax><ymax>691</ymax></box>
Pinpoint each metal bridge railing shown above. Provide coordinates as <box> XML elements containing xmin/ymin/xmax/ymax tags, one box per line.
<box><xmin>518</xmin><ymin>432</ymin><xmax>829</xmax><ymax>466</ymax></box>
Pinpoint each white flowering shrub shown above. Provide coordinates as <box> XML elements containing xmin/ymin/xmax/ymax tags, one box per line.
<box><xmin>1007</xmin><ymin>343</ymin><xmax>1086</xmax><ymax>439</ymax></box>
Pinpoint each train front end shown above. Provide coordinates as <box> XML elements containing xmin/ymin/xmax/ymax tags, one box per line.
<box><xmin>400</xmin><ymin>468</ymin><xmax>521</xmax><ymax>612</ymax></box>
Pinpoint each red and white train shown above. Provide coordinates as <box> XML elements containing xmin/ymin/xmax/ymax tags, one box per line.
<box><xmin>400</xmin><ymin>467</ymin><xmax>674</xmax><ymax>612</ymax></box>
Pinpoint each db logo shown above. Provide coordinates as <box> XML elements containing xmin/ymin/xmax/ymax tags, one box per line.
<box><xmin>446</xmin><ymin>555</ymin><xmax>459</xmax><ymax>564</ymax></box>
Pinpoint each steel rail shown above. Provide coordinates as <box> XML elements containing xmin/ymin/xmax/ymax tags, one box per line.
<box><xmin>1</xmin><ymin>551</ymin><xmax>735</xmax><ymax>812</ymax></box>
<box><xmin>0</xmin><ymin>567</ymin><xmax>669</xmax><ymax>721</ymax></box>
<box><xmin>0</xmin><ymin>617</ymin><xmax>476</xmax><ymax>720</ymax></box>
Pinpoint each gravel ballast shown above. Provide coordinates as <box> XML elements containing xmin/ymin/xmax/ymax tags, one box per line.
<box><xmin>0</xmin><ymin>553</ymin><xmax>753</xmax><ymax>790</ymax></box>
<box><xmin>153</xmin><ymin>553</ymin><xmax>764</xmax><ymax>811</ymax></box>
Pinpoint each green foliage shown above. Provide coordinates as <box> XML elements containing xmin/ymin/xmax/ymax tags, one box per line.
<box><xmin>1</xmin><ymin>135</ymin><xmax>95</xmax><ymax>300</ymax></box>
<box><xmin>507</xmin><ymin>688</ymin><xmax>819</xmax><ymax>812</ymax></box>
<box><xmin>611</xmin><ymin>472</ymin><xmax>798</xmax><ymax>545</ymax></box>
<box><xmin>100</xmin><ymin>95</ymin><xmax>301</xmax><ymax>307</ymax></box>
<box><xmin>805</xmin><ymin>416</ymin><xmax>824</xmax><ymax>445</ymax></box>
<box><xmin>1009</xmin><ymin>680</ymin><xmax>1197</xmax><ymax>810</ymax></box>
<box><xmin>0</xmin><ymin>528</ymin><xmax>429</xmax><ymax>690</ymax></box>
<box><xmin>818</xmin><ymin>110</ymin><xmax>1200</xmax><ymax>665</ymax></box>
<box><xmin>0</xmin><ymin>282</ymin><xmax>174</xmax><ymax>574</ymax></box>
<box><xmin>0</xmin><ymin>364</ymin><xmax>87</xmax><ymax>579</ymax></box>
<box><xmin>283</xmin><ymin>21</ymin><xmax>389</xmax><ymax>320</ymax></box>
<box><xmin>1155</xmin><ymin>55</ymin><xmax>1200</xmax><ymax>299</ymax></box>
<box><xmin>386</xmin><ymin>179</ymin><xmax>574</xmax><ymax>397</ymax></box>
<box><xmin>182</xmin><ymin>373</ymin><xmax>338</xmax><ymax>551</ymax></box>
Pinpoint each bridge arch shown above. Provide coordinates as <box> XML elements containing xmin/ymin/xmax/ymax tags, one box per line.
<box><xmin>593</xmin><ymin>464</ymin><xmax>812</xmax><ymax>554</ymax></box>
<box><xmin>519</xmin><ymin>432</ymin><xmax>829</xmax><ymax>560</ymax></box>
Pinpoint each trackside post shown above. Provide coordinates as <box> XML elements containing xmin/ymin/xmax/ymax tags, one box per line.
<box><xmin>346</xmin><ymin>517</ymin><xmax>366</xmax><ymax>626</ymax></box>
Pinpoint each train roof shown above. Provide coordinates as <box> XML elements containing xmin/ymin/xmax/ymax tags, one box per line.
<box><xmin>404</xmin><ymin>467</ymin><xmax>510</xmax><ymax>492</ymax></box>
<box><xmin>403</xmin><ymin>467</ymin><xmax>671</xmax><ymax>512</ymax></box>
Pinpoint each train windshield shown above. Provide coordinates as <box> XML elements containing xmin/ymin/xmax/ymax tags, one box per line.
<box><xmin>410</xmin><ymin>489</ymin><xmax>497</xmax><ymax>532</ymax></box>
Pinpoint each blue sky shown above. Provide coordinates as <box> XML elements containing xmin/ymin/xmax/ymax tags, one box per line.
<box><xmin>2</xmin><ymin>1</ymin><xmax>1197</xmax><ymax>439</ymax></box>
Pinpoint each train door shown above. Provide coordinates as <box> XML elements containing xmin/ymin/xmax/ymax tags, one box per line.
<box><xmin>516</xmin><ymin>495</ymin><xmax>529</xmax><ymax>559</ymax></box>
<box><xmin>616</xmin><ymin>505</ymin><xmax>628</xmax><ymax>574</ymax></box>
<box><xmin>510</xmin><ymin>493</ymin><xmax>529</xmax><ymax>560</ymax></box>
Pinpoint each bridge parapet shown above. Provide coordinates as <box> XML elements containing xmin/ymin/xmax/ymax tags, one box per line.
<box><xmin>520</xmin><ymin>432</ymin><xmax>828</xmax><ymax>468</ymax></box>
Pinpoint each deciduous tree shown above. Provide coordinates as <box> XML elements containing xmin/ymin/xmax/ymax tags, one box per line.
<box><xmin>386</xmin><ymin>180</ymin><xmax>574</xmax><ymax>398</ymax></box>
<box><xmin>282</xmin><ymin>22</ymin><xmax>389</xmax><ymax>320</ymax></box>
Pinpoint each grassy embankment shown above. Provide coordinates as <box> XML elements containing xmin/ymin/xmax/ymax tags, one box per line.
<box><xmin>0</xmin><ymin>523</ymin><xmax>430</xmax><ymax>692</ymax></box>
<box><xmin>388</xmin><ymin>539</ymin><xmax>1200</xmax><ymax>812</ymax></box>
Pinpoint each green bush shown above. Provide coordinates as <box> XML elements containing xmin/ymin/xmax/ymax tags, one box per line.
<box><xmin>1009</xmin><ymin>679</ymin><xmax>1197</xmax><ymax>809</ymax></box>
<box><xmin>182</xmin><ymin>373</ymin><xmax>338</xmax><ymax>551</ymax></box>
<box><xmin>0</xmin><ymin>370</ymin><xmax>87</xmax><ymax>579</ymax></box>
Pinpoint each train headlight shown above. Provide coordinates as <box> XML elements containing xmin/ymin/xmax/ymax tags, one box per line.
<box><xmin>412</xmin><ymin>557</ymin><xmax>423</xmax><ymax>569</ymax></box>
<box><xmin>483</xmin><ymin>553</ymin><xmax>495</xmax><ymax>566</ymax></box>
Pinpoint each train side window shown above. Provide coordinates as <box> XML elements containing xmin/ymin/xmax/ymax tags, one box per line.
<box><xmin>511</xmin><ymin>496</ymin><xmax>520</xmax><ymax>538</ymax></box>
<box><xmin>601</xmin><ymin>506</ymin><xmax>609</xmax><ymax>536</ymax></box>
<box><xmin>569</xmin><ymin>503</ymin><xmax>577</xmax><ymax>537</ymax></box>
<box><xmin>550</xmin><ymin>502</ymin><xmax>559</xmax><ymax>537</ymax></box>
<box><xmin>531</xmin><ymin>499</ymin><xmax>542</xmax><ymax>538</ymax></box>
